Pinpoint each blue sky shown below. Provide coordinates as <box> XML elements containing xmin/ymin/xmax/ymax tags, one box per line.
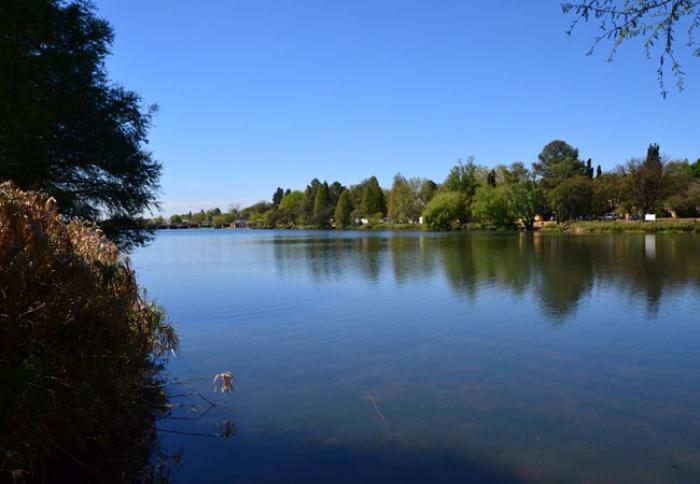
<box><xmin>95</xmin><ymin>0</ymin><xmax>700</xmax><ymax>215</ymax></box>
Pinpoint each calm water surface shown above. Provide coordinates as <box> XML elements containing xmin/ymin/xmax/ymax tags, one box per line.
<box><xmin>132</xmin><ymin>230</ymin><xmax>700</xmax><ymax>483</ymax></box>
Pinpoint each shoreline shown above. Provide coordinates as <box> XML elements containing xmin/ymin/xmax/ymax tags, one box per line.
<box><xmin>155</xmin><ymin>219</ymin><xmax>700</xmax><ymax>234</ymax></box>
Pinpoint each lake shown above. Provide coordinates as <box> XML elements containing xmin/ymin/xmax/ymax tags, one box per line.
<box><xmin>132</xmin><ymin>230</ymin><xmax>700</xmax><ymax>483</ymax></box>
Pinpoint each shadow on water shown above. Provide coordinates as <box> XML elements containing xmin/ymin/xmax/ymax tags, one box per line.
<box><xmin>174</xmin><ymin>437</ymin><xmax>527</xmax><ymax>484</ymax></box>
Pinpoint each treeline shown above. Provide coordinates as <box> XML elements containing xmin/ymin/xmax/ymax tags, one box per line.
<box><xmin>162</xmin><ymin>141</ymin><xmax>700</xmax><ymax>230</ymax></box>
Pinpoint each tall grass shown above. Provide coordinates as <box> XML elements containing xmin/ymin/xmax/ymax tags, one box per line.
<box><xmin>0</xmin><ymin>182</ymin><xmax>177</xmax><ymax>482</ymax></box>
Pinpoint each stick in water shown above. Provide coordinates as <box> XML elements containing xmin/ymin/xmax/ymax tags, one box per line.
<box><xmin>365</xmin><ymin>393</ymin><xmax>392</xmax><ymax>440</ymax></box>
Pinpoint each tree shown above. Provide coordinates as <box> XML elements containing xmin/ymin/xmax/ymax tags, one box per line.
<box><xmin>278</xmin><ymin>190</ymin><xmax>305</xmax><ymax>225</ymax></box>
<box><xmin>617</xmin><ymin>143</ymin><xmax>666</xmax><ymax>214</ymax></box>
<box><xmin>302</xmin><ymin>178</ymin><xmax>321</xmax><ymax>224</ymax></box>
<box><xmin>509</xmin><ymin>178</ymin><xmax>547</xmax><ymax>229</ymax></box>
<box><xmin>388</xmin><ymin>173</ymin><xmax>420</xmax><ymax>223</ymax></box>
<box><xmin>549</xmin><ymin>176</ymin><xmax>593</xmax><ymax>221</ymax></box>
<box><xmin>169</xmin><ymin>214</ymin><xmax>183</xmax><ymax>224</ymax></box>
<box><xmin>272</xmin><ymin>187</ymin><xmax>285</xmax><ymax>206</ymax></box>
<box><xmin>691</xmin><ymin>159</ymin><xmax>700</xmax><ymax>178</ymax></box>
<box><xmin>486</xmin><ymin>169</ymin><xmax>497</xmax><ymax>187</ymax></box>
<box><xmin>422</xmin><ymin>192</ymin><xmax>469</xmax><ymax>230</ymax></box>
<box><xmin>592</xmin><ymin>172</ymin><xmax>622</xmax><ymax>215</ymax></box>
<box><xmin>419</xmin><ymin>179</ymin><xmax>438</xmax><ymax>206</ymax></box>
<box><xmin>586</xmin><ymin>159</ymin><xmax>594</xmax><ymax>178</ymax></box>
<box><xmin>534</xmin><ymin>140</ymin><xmax>587</xmax><ymax>185</ymax></box>
<box><xmin>443</xmin><ymin>158</ymin><xmax>479</xmax><ymax>197</ymax></box>
<box><xmin>312</xmin><ymin>181</ymin><xmax>333</xmax><ymax>228</ymax></box>
<box><xmin>335</xmin><ymin>190</ymin><xmax>352</xmax><ymax>229</ymax></box>
<box><xmin>596</xmin><ymin>165</ymin><xmax>603</xmax><ymax>178</ymax></box>
<box><xmin>329</xmin><ymin>181</ymin><xmax>345</xmax><ymax>206</ymax></box>
<box><xmin>472</xmin><ymin>185</ymin><xmax>515</xmax><ymax>227</ymax></box>
<box><xmin>361</xmin><ymin>176</ymin><xmax>386</xmax><ymax>217</ymax></box>
<box><xmin>562</xmin><ymin>1</ymin><xmax>700</xmax><ymax>96</ymax></box>
<box><xmin>0</xmin><ymin>0</ymin><xmax>161</xmax><ymax>249</ymax></box>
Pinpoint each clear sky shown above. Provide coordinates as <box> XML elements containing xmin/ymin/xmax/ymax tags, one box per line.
<box><xmin>95</xmin><ymin>0</ymin><xmax>700</xmax><ymax>215</ymax></box>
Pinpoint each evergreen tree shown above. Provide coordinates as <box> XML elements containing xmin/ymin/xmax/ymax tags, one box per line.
<box><xmin>329</xmin><ymin>181</ymin><xmax>345</xmax><ymax>206</ymax></box>
<box><xmin>388</xmin><ymin>173</ymin><xmax>419</xmax><ymax>223</ymax></box>
<box><xmin>586</xmin><ymin>159</ymin><xmax>594</xmax><ymax>178</ymax></box>
<box><xmin>487</xmin><ymin>169</ymin><xmax>497</xmax><ymax>187</ymax></box>
<box><xmin>312</xmin><ymin>181</ymin><xmax>333</xmax><ymax>228</ymax></box>
<box><xmin>596</xmin><ymin>165</ymin><xmax>603</xmax><ymax>178</ymax></box>
<box><xmin>0</xmin><ymin>0</ymin><xmax>161</xmax><ymax>249</ymax></box>
<box><xmin>335</xmin><ymin>190</ymin><xmax>352</xmax><ymax>229</ymax></box>
<box><xmin>361</xmin><ymin>176</ymin><xmax>386</xmax><ymax>217</ymax></box>
<box><xmin>272</xmin><ymin>187</ymin><xmax>284</xmax><ymax>206</ymax></box>
<box><xmin>302</xmin><ymin>178</ymin><xmax>321</xmax><ymax>224</ymax></box>
<box><xmin>533</xmin><ymin>140</ymin><xmax>587</xmax><ymax>186</ymax></box>
<box><xmin>419</xmin><ymin>179</ymin><xmax>438</xmax><ymax>205</ymax></box>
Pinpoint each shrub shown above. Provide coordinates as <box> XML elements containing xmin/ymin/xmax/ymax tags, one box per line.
<box><xmin>0</xmin><ymin>182</ymin><xmax>177</xmax><ymax>482</ymax></box>
<box><xmin>422</xmin><ymin>192</ymin><xmax>469</xmax><ymax>230</ymax></box>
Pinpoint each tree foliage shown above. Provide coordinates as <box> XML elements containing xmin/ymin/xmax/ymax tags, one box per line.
<box><xmin>422</xmin><ymin>192</ymin><xmax>469</xmax><ymax>230</ymax></box>
<box><xmin>0</xmin><ymin>0</ymin><xmax>161</xmax><ymax>249</ymax></box>
<box><xmin>313</xmin><ymin>181</ymin><xmax>333</xmax><ymax>228</ymax></box>
<box><xmin>335</xmin><ymin>190</ymin><xmax>352</xmax><ymax>229</ymax></box>
<box><xmin>361</xmin><ymin>176</ymin><xmax>387</xmax><ymax>217</ymax></box>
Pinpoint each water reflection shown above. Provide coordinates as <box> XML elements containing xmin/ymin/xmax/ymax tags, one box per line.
<box><xmin>272</xmin><ymin>232</ymin><xmax>700</xmax><ymax>320</ymax></box>
<box><xmin>132</xmin><ymin>231</ymin><xmax>700</xmax><ymax>483</ymax></box>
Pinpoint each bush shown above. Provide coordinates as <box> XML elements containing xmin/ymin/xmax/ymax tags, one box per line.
<box><xmin>0</xmin><ymin>182</ymin><xmax>177</xmax><ymax>482</ymax></box>
<box><xmin>422</xmin><ymin>192</ymin><xmax>469</xmax><ymax>230</ymax></box>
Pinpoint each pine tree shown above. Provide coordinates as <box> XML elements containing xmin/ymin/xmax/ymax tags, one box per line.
<box><xmin>313</xmin><ymin>181</ymin><xmax>333</xmax><ymax>228</ymax></box>
<box><xmin>596</xmin><ymin>165</ymin><xmax>603</xmax><ymax>178</ymax></box>
<box><xmin>361</xmin><ymin>176</ymin><xmax>386</xmax><ymax>217</ymax></box>
<box><xmin>335</xmin><ymin>190</ymin><xmax>352</xmax><ymax>229</ymax></box>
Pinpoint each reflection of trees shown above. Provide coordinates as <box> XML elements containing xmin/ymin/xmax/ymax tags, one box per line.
<box><xmin>271</xmin><ymin>232</ymin><xmax>700</xmax><ymax>319</ymax></box>
<box><xmin>533</xmin><ymin>235</ymin><xmax>595</xmax><ymax>319</ymax></box>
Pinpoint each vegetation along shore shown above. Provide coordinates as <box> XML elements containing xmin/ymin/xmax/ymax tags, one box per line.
<box><xmin>157</xmin><ymin>141</ymin><xmax>700</xmax><ymax>233</ymax></box>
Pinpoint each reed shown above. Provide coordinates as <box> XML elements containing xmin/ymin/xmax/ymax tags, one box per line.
<box><xmin>0</xmin><ymin>182</ymin><xmax>178</xmax><ymax>482</ymax></box>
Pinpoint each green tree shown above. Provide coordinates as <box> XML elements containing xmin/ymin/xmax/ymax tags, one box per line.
<box><xmin>472</xmin><ymin>185</ymin><xmax>515</xmax><ymax>227</ymax></box>
<box><xmin>419</xmin><ymin>179</ymin><xmax>438</xmax><ymax>206</ymax></box>
<box><xmin>443</xmin><ymin>158</ymin><xmax>479</xmax><ymax>197</ymax></box>
<box><xmin>302</xmin><ymin>178</ymin><xmax>321</xmax><ymax>224</ymax></box>
<box><xmin>422</xmin><ymin>192</ymin><xmax>469</xmax><ymax>230</ymax></box>
<box><xmin>278</xmin><ymin>190</ymin><xmax>305</xmax><ymax>225</ymax></box>
<box><xmin>329</xmin><ymin>181</ymin><xmax>345</xmax><ymax>206</ymax></box>
<box><xmin>617</xmin><ymin>144</ymin><xmax>666</xmax><ymax>214</ymax></box>
<box><xmin>335</xmin><ymin>190</ymin><xmax>352</xmax><ymax>229</ymax></box>
<box><xmin>534</xmin><ymin>140</ymin><xmax>587</xmax><ymax>186</ymax></box>
<box><xmin>549</xmin><ymin>176</ymin><xmax>593</xmax><ymax>221</ymax></box>
<box><xmin>691</xmin><ymin>159</ymin><xmax>700</xmax><ymax>178</ymax></box>
<box><xmin>509</xmin><ymin>178</ymin><xmax>547</xmax><ymax>229</ymax></box>
<box><xmin>592</xmin><ymin>172</ymin><xmax>622</xmax><ymax>216</ymax></box>
<box><xmin>313</xmin><ymin>181</ymin><xmax>333</xmax><ymax>228</ymax></box>
<box><xmin>388</xmin><ymin>173</ymin><xmax>419</xmax><ymax>223</ymax></box>
<box><xmin>169</xmin><ymin>214</ymin><xmax>182</xmax><ymax>224</ymax></box>
<box><xmin>361</xmin><ymin>176</ymin><xmax>386</xmax><ymax>217</ymax></box>
<box><xmin>0</xmin><ymin>0</ymin><xmax>161</xmax><ymax>249</ymax></box>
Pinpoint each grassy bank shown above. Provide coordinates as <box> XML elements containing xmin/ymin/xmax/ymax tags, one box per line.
<box><xmin>0</xmin><ymin>183</ymin><xmax>177</xmax><ymax>482</ymax></box>
<box><xmin>542</xmin><ymin>219</ymin><xmax>700</xmax><ymax>234</ymax></box>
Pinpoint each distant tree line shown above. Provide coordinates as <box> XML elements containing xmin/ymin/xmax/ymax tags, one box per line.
<box><xmin>160</xmin><ymin>141</ymin><xmax>700</xmax><ymax>230</ymax></box>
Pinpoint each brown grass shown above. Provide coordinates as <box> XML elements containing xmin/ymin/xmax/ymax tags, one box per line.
<box><xmin>0</xmin><ymin>182</ymin><xmax>177</xmax><ymax>482</ymax></box>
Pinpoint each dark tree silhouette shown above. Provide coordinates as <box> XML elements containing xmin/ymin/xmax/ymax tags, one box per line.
<box><xmin>0</xmin><ymin>0</ymin><xmax>162</xmax><ymax>249</ymax></box>
<box><xmin>272</xmin><ymin>187</ymin><xmax>285</xmax><ymax>206</ymax></box>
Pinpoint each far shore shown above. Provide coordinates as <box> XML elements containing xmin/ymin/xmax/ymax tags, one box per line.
<box><xmin>154</xmin><ymin>218</ymin><xmax>700</xmax><ymax>234</ymax></box>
